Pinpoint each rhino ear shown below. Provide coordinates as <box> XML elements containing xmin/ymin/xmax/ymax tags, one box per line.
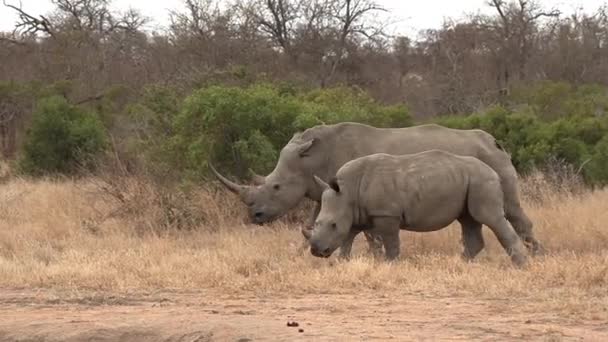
<box><xmin>328</xmin><ymin>177</ymin><xmax>340</xmax><ymax>193</ymax></box>
<box><xmin>297</xmin><ymin>138</ymin><xmax>317</xmax><ymax>157</ymax></box>
<box><xmin>313</xmin><ymin>175</ymin><xmax>329</xmax><ymax>191</ymax></box>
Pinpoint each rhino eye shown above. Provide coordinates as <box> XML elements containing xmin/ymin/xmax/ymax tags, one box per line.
<box><xmin>273</xmin><ymin>184</ymin><xmax>280</xmax><ymax>191</ymax></box>
<box><xmin>331</xmin><ymin>223</ymin><xmax>337</xmax><ymax>230</ymax></box>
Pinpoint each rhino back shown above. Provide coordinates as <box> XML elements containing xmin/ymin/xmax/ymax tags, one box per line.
<box><xmin>304</xmin><ymin>122</ymin><xmax>507</xmax><ymax>178</ymax></box>
<box><xmin>340</xmin><ymin>151</ymin><xmax>496</xmax><ymax>230</ymax></box>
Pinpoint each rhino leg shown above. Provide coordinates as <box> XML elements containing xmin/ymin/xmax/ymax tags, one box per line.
<box><xmin>496</xmin><ymin>165</ymin><xmax>545</xmax><ymax>256</ymax></box>
<box><xmin>338</xmin><ymin>229</ymin><xmax>359</xmax><ymax>260</ymax></box>
<box><xmin>482</xmin><ymin>150</ymin><xmax>544</xmax><ymax>256</ymax></box>
<box><xmin>468</xmin><ymin>181</ymin><xmax>528</xmax><ymax>267</ymax></box>
<box><xmin>504</xmin><ymin>204</ymin><xmax>544</xmax><ymax>256</ymax></box>
<box><xmin>485</xmin><ymin>217</ymin><xmax>528</xmax><ymax>267</ymax></box>
<box><xmin>373</xmin><ymin>217</ymin><xmax>401</xmax><ymax>261</ymax></box>
<box><xmin>458</xmin><ymin>216</ymin><xmax>485</xmax><ymax>261</ymax></box>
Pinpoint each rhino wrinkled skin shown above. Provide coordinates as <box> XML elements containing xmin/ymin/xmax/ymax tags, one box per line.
<box><xmin>309</xmin><ymin>150</ymin><xmax>529</xmax><ymax>267</ymax></box>
<box><xmin>210</xmin><ymin>122</ymin><xmax>543</xmax><ymax>258</ymax></box>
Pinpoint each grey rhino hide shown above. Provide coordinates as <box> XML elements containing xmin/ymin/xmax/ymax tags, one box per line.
<box><xmin>211</xmin><ymin>122</ymin><xmax>542</xmax><ymax>257</ymax></box>
<box><xmin>308</xmin><ymin>150</ymin><xmax>529</xmax><ymax>267</ymax></box>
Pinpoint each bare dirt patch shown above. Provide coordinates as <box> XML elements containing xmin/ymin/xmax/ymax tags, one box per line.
<box><xmin>0</xmin><ymin>288</ymin><xmax>606</xmax><ymax>341</ymax></box>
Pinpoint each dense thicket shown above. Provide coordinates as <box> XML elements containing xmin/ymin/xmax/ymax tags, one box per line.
<box><xmin>1</xmin><ymin>0</ymin><xmax>607</xmax><ymax>186</ymax></box>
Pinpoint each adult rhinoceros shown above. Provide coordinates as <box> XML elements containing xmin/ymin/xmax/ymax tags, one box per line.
<box><xmin>309</xmin><ymin>150</ymin><xmax>528</xmax><ymax>267</ymax></box>
<box><xmin>210</xmin><ymin>122</ymin><xmax>543</xmax><ymax>257</ymax></box>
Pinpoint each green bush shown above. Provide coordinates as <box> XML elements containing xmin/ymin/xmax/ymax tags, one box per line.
<box><xmin>586</xmin><ymin>135</ymin><xmax>608</xmax><ymax>186</ymax></box>
<box><xmin>509</xmin><ymin>81</ymin><xmax>608</xmax><ymax>120</ymax></box>
<box><xmin>11</xmin><ymin>79</ymin><xmax>600</xmax><ymax>187</ymax></box>
<box><xmin>436</xmin><ymin>104</ymin><xmax>608</xmax><ymax>185</ymax></box>
<box><xmin>171</xmin><ymin>83</ymin><xmax>300</xmax><ymax>179</ymax></box>
<box><xmin>151</xmin><ymin>83</ymin><xmax>412</xmax><ymax>181</ymax></box>
<box><xmin>19</xmin><ymin>96</ymin><xmax>106</xmax><ymax>175</ymax></box>
<box><xmin>122</xmin><ymin>84</ymin><xmax>184</xmax><ymax>179</ymax></box>
<box><xmin>296</xmin><ymin>86</ymin><xmax>411</xmax><ymax>129</ymax></box>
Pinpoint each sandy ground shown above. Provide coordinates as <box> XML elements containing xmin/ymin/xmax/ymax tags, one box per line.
<box><xmin>0</xmin><ymin>288</ymin><xmax>606</xmax><ymax>342</ymax></box>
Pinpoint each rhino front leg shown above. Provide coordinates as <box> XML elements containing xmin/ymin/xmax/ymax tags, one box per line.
<box><xmin>339</xmin><ymin>227</ymin><xmax>382</xmax><ymax>259</ymax></box>
<box><xmin>338</xmin><ymin>229</ymin><xmax>359</xmax><ymax>260</ymax></box>
<box><xmin>373</xmin><ymin>217</ymin><xmax>401</xmax><ymax>261</ymax></box>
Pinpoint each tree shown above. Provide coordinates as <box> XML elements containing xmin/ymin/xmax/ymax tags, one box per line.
<box><xmin>19</xmin><ymin>96</ymin><xmax>106</xmax><ymax>175</ymax></box>
<box><xmin>481</xmin><ymin>0</ymin><xmax>560</xmax><ymax>98</ymax></box>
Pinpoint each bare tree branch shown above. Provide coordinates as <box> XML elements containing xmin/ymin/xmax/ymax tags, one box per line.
<box><xmin>3</xmin><ymin>0</ymin><xmax>55</xmax><ymax>37</ymax></box>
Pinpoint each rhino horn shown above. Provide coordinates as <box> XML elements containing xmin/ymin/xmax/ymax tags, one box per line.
<box><xmin>313</xmin><ymin>175</ymin><xmax>329</xmax><ymax>191</ymax></box>
<box><xmin>301</xmin><ymin>226</ymin><xmax>313</xmax><ymax>240</ymax></box>
<box><xmin>209</xmin><ymin>163</ymin><xmax>248</xmax><ymax>195</ymax></box>
<box><xmin>248</xmin><ymin>168</ymin><xmax>266</xmax><ymax>185</ymax></box>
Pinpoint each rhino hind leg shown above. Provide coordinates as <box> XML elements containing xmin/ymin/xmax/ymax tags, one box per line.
<box><xmin>468</xmin><ymin>181</ymin><xmax>528</xmax><ymax>267</ymax></box>
<box><xmin>484</xmin><ymin>217</ymin><xmax>528</xmax><ymax>267</ymax></box>
<box><xmin>504</xmin><ymin>204</ymin><xmax>545</xmax><ymax>256</ymax></box>
<box><xmin>458</xmin><ymin>216</ymin><xmax>485</xmax><ymax>261</ymax></box>
<box><xmin>485</xmin><ymin>154</ymin><xmax>544</xmax><ymax>256</ymax></box>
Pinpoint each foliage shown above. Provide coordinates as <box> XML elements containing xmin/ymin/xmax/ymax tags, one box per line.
<box><xmin>508</xmin><ymin>81</ymin><xmax>608</xmax><ymax>120</ymax></box>
<box><xmin>6</xmin><ymin>79</ymin><xmax>608</xmax><ymax>187</ymax></box>
<box><xmin>137</xmin><ymin>83</ymin><xmax>411</xmax><ymax>181</ymax></box>
<box><xmin>436</xmin><ymin>86</ymin><xmax>608</xmax><ymax>186</ymax></box>
<box><xmin>18</xmin><ymin>96</ymin><xmax>106</xmax><ymax>175</ymax></box>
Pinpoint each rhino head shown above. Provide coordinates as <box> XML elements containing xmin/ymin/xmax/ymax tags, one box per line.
<box><xmin>210</xmin><ymin>136</ymin><xmax>325</xmax><ymax>224</ymax></box>
<box><xmin>309</xmin><ymin>175</ymin><xmax>354</xmax><ymax>258</ymax></box>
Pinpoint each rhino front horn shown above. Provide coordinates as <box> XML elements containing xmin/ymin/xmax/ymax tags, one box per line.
<box><xmin>208</xmin><ymin>163</ymin><xmax>248</xmax><ymax>195</ymax></box>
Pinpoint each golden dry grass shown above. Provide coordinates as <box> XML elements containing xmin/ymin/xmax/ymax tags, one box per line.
<box><xmin>0</xmin><ymin>173</ymin><xmax>607</xmax><ymax>314</ymax></box>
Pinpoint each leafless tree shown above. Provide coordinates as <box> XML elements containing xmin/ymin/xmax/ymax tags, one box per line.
<box><xmin>480</xmin><ymin>0</ymin><xmax>560</xmax><ymax>98</ymax></box>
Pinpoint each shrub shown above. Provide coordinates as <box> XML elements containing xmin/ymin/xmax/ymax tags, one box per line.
<box><xmin>508</xmin><ymin>81</ymin><xmax>608</xmax><ymax>120</ymax></box>
<box><xmin>435</xmin><ymin>104</ymin><xmax>608</xmax><ymax>185</ymax></box>
<box><xmin>172</xmin><ymin>83</ymin><xmax>300</xmax><ymax>179</ymax></box>
<box><xmin>19</xmin><ymin>96</ymin><xmax>106</xmax><ymax>175</ymax></box>
<box><xmin>161</xmin><ymin>83</ymin><xmax>411</xmax><ymax>181</ymax></box>
<box><xmin>585</xmin><ymin>135</ymin><xmax>608</xmax><ymax>186</ymax></box>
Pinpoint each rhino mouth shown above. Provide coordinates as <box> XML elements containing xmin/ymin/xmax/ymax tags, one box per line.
<box><xmin>251</xmin><ymin>211</ymin><xmax>278</xmax><ymax>225</ymax></box>
<box><xmin>310</xmin><ymin>246</ymin><xmax>333</xmax><ymax>258</ymax></box>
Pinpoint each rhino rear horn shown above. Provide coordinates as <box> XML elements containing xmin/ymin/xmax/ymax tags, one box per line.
<box><xmin>301</xmin><ymin>226</ymin><xmax>313</xmax><ymax>240</ymax></box>
<box><xmin>208</xmin><ymin>163</ymin><xmax>248</xmax><ymax>195</ymax></box>
<box><xmin>248</xmin><ymin>168</ymin><xmax>266</xmax><ymax>185</ymax></box>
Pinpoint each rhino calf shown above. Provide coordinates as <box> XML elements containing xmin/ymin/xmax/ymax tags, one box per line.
<box><xmin>309</xmin><ymin>150</ymin><xmax>528</xmax><ymax>267</ymax></box>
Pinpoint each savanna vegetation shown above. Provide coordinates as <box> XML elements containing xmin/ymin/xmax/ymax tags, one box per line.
<box><xmin>0</xmin><ymin>0</ymin><xmax>607</xmax><ymax>185</ymax></box>
<box><xmin>1</xmin><ymin>1</ymin><xmax>608</xmax><ymax>339</ymax></box>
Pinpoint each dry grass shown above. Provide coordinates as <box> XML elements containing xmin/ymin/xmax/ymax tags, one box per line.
<box><xmin>0</xmin><ymin>172</ymin><xmax>607</xmax><ymax>312</ymax></box>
